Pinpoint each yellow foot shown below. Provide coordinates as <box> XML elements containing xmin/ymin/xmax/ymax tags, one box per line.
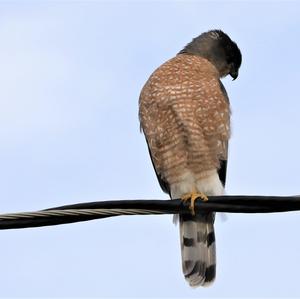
<box><xmin>181</xmin><ymin>192</ymin><xmax>208</xmax><ymax>215</ymax></box>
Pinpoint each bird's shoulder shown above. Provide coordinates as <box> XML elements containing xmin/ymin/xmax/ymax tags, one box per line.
<box><xmin>141</xmin><ymin>55</ymin><xmax>228</xmax><ymax>109</ymax></box>
<box><xmin>151</xmin><ymin>54</ymin><xmax>218</xmax><ymax>82</ymax></box>
<box><xmin>141</xmin><ymin>55</ymin><xmax>221</xmax><ymax>98</ymax></box>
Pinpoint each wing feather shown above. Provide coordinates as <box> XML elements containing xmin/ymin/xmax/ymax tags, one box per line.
<box><xmin>217</xmin><ymin>80</ymin><xmax>229</xmax><ymax>186</ymax></box>
<box><xmin>144</xmin><ymin>137</ymin><xmax>171</xmax><ymax>196</ymax></box>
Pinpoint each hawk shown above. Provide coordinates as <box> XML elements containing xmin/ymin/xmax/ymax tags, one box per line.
<box><xmin>139</xmin><ymin>30</ymin><xmax>241</xmax><ymax>287</ymax></box>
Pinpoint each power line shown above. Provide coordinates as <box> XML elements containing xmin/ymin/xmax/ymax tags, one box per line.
<box><xmin>1</xmin><ymin>195</ymin><xmax>300</xmax><ymax>230</ymax></box>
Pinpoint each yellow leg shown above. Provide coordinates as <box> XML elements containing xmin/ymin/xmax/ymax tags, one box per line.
<box><xmin>181</xmin><ymin>192</ymin><xmax>208</xmax><ymax>215</ymax></box>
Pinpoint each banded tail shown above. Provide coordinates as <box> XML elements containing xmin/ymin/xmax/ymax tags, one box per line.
<box><xmin>179</xmin><ymin>212</ymin><xmax>216</xmax><ymax>287</ymax></box>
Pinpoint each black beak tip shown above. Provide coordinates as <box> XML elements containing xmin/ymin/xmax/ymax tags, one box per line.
<box><xmin>230</xmin><ymin>71</ymin><xmax>238</xmax><ymax>81</ymax></box>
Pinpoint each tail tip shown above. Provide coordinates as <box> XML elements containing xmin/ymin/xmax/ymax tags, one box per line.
<box><xmin>185</xmin><ymin>263</ymin><xmax>216</xmax><ymax>287</ymax></box>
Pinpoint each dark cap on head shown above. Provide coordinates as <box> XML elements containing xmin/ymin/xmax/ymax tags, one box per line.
<box><xmin>179</xmin><ymin>30</ymin><xmax>242</xmax><ymax>80</ymax></box>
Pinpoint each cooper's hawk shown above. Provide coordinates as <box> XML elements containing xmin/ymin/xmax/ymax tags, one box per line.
<box><xmin>139</xmin><ymin>30</ymin><xmax>241</xmax><ymax>287</ymax></box>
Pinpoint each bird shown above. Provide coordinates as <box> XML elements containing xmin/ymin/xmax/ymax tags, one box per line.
<box><xmin>139</xmin><ymin>29</ymin><xmax>241</xmax><ymax>287</ymax></box>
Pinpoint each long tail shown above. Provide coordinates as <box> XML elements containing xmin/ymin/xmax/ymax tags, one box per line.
<box><xmin>179</xmin><ymin>212</ymin><xmax>216</xmax><ymax>287</ymax></box>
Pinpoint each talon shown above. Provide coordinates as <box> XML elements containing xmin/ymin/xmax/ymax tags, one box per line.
<box><xmin>180</xmin><ymin>192</ymin><xmax>208</xmax><ymax>215</ymax></box>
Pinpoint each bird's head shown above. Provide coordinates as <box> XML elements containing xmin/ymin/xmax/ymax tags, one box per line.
<box><xmin>179</xmin><ymin>29</ymin><xmax>242</xmax><ymax>80</ymax></box>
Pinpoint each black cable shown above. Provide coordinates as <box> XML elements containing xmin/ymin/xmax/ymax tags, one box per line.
<box><xmin>1</xmin><ymin>195</ymin><xmax>300</xmax><ymax>230</ymax></box>
<box><xmin>46</xmin><ymin>195</ymin><xmax>300</xmax><ymax>213</ymax></box>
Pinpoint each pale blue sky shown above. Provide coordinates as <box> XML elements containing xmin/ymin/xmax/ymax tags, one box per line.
<box><xmin>1</xmin><ymin>1</ymin><xmax>300</xmax><ymax>297</ymax></box>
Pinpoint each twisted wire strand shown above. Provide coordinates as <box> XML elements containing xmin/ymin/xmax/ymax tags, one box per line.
<box><xmin>0</xmin><ymin>208</ymin><xmax>164</xmax><ymax>220</ymax></box>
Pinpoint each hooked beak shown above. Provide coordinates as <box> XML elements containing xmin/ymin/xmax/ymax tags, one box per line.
<box><xmin>230</xmin><ymin>70</ymin><xmax>239</xmax><ymax>81</ymax></box>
